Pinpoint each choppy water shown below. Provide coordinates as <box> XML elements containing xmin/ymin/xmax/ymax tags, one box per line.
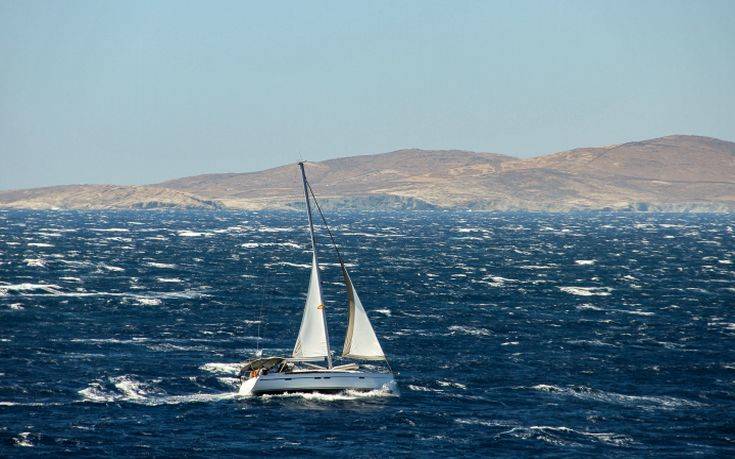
<box><xmin>1</xmin><ymin>210</ymin><xmax>734</xmax><ymax>456</ymax></box>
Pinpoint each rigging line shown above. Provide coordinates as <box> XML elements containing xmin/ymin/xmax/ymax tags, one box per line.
<box><xmin>305</xmin><ymin>179</ymin><xmax>395</xmax><ymax>374</ymax></box>
<box><xmin>305</xmin><ymin>180</ymin><xmax>345</xmax><ymax>268</ymax></box>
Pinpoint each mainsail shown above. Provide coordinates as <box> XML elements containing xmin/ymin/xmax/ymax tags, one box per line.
<box><xmin>292</xmin><ymin>254</ymin><xmax>330</xmax><ymax>359</ymax></box>
<box><xmin>292</xmin><ymin>162</ymin><xmax>333</xmax><ymax>365</ymax></box>
<box><xmin>341</xmin><ymin>268</ymin><xmax>385</xmax><ymax>360</ymax></box>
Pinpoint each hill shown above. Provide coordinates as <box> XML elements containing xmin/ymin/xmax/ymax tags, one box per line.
<box><xmin>0</xmin><ymin>185</ymin><xmax>222</xmax><ymax>210</ymax></box>
<box><xmin>2</xmin><ymin>135</ymin><xmax>734</xmax><ymax>211</ymax></box>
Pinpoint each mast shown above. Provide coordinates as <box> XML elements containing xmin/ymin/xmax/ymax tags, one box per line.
<box><xmin>298</xmin><ymin>161</ymin><xmax>333</xmax><ymax>368</ymax></box>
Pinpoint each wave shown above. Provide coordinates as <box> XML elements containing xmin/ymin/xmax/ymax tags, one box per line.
<box><xmin>574</xmin><ymin>259</ymin><xmax>596</xmax><ymax>265</ymax></box>
<box><xmin>0</xmin><ymin>283</ymin><xmax>206</xmax><ymax>300</ymax></box>
<box><xmin>69</xmin><ymin>337</ymin><xmax>149</xmax><ymax>344</ymax></box>
<box><xmin>241</xmin><ymin>242</ymin><xmax>301</xmax><ymax>249</ymax></box>
<box><xmin>200</xmin><ymin>362</ymin><xmax>243</xmax><ymax>375</ymax></box>
<box><xmin>340</xmin><ymin>232</ymin><xmax>398</xmax><ymax>238</ymax></box>
<box><xmin>99</xmin><ymin>264</ymin><xmax>125</xmax><ymax>272</ymax></box>
<box><xmin>267</xmin><ymin>261</ymin><xmax>312</xmax><ymax>269</ymax></box>
<box><xmin>448</xmin><ymin>325</ymin><xmax>491</xmax><ymax>337</ymax></box>
<box><xmin>12</xmin><ymin>432</ymin><xmax>36</xmax><ymax>448</ymax></box>
<box><xmin>0</xmin><ymin>283</ymin><xmax>63</xmax><ymax>296</ymax></box>
<box><xmin>90</xmin><ymin>228</ymin><xmax>129</xmax><ymax>232</ymax></box>
<box><xmin>497</xmin><ymin>425</ymin><xmax>635</xmax><ymax>447</ymax></box>
<box><xmin>529</xmin><ymin>384</ymin><xmax>705</xmax><ymax>409</ymax></box>
<box><xmin>145</xmin><ymin>262</ymin><xmax>176</xmax><ymax>269</ymax></box>
<box><xmin>59</xmin><ymin>276</ymin><xmax>82</xmax><ymax>282</ymax></box>
<box><xmin>518</xmin><ymin>264</ymin><xmax>556</xmax><ymax>270</ymax></box>
<box><xmin>177</xmin><ymin>230</ymin><xmax>214</xmax><ymax>237</ymax></box>
<box><xmin>256</xmin><ymin>227</ymin><xmax>293</xmax><ymax>233</ymax></box>
<box><xmin>78</xmin><ymin>375</ymin><xmax>239</xmax><ymax>406</ymax></box>
<box><xmin>437</xmin><ymin>380</ymin><xmax>467</xmax><ymax>389</ymax></box>
<box><xmin>23</xmin><ymin>258</ymin><xmax>46</xmax><ymax>267</ymax></box>
<box><xmin>566</xmin><ymin>339</ymin><xmax>615</xmax><ymax>347</ymax></box>
<box><xmin>559</xmin><ymin>286</ymin><xmax>612</xmax><ymax>296</ymax></box>
<box><xmin>407</xmin><ymin>384</ymin><xmax>444</xmax><ymax>393</ymax></box>
<box><xmin>259</xmin><ymin>387</ymin><xmax>395</xmax><ymax>402</ymax></box>
<box><xmin>27</xmin><ymin>242</ymin><xmax>54</xmax><ymax>248</ymax></box>
<box><xmin>455</xmin><ymin>418</ymin><xmax>519</xmax><ymax>428</ymax></box>
<box><xmin>135</xmin><ymin>297</ymin><xmax>162</xmax><ymax>306</ymax></box>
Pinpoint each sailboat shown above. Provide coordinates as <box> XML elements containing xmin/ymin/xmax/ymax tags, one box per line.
<box><xmin>238</xmin><ymin>162</ymin><xmax>396</xmax><ymax>396</ymax></box>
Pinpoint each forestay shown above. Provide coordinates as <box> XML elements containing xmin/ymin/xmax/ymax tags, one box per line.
<box><xmin>341</xmin><ymin>267</ymin><xmax>385</xmax><ymax>360</ymax></box>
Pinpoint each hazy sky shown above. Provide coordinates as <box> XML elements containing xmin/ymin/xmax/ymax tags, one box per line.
<box><xmin>1</xmin><ymin>0</ymin><xmax>734</xmax><ymax>189</ymax></box>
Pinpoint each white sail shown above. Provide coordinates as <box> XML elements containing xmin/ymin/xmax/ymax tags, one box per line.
<box><xmin>292</xmin><ymin>255</ymin><xmax>330</xmax><ymax>359</ymax></box>
<box><xmin>342</xmin><ymin>268</ymin><xmax>385</xmax><ymax>360</ymax></box>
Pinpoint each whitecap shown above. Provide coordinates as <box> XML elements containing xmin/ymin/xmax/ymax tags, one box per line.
<box><xmin>260</xmin><ymin>387</ymin><xmax>394</xmax><ymax>401</ymax></box>
<box><xmin>145</xmin><ymin>262</ymin><xmax>176</xmax><ymax>269</ymax></box>
<box><xmin>27</xmin><ymin>242</ymin><xmax>54</xmax><ymax>248</ymax></box>
<box><xmin>497</xmin><ymin>425</ymin><xmax>634</xmax><ymax>447</ymax></box>
<box><xmin>407</xmin><ymin>384</ymin><xmax>443</xmax><ymax>393</ymax></box>
<box><xmin>200</xmin><ymin>362</ymin><xmax>243</xmax><ymax>375</ymax></box>
<box><xmin>257</xmin><ymin>227</ymin><xmax>293</xmax><ymax>233</ymax></box>
<box><xmin>448</xmin><ymin>325</ymin><xmax>491</xmax><ymax>337</ymax></box>
<box><xmin>135</xmin><ymin>297</ymin><xmax>162</xmax><ymax>306</ymax></box>
<box><xmin>78</xmin><ymin>382</ymin><xmax>118</xmax><ymax>403</ymax></box>
<box><xmin>529</xmin><ymin>384</ymin><xmax>704</xmax><ymax>409</ymax></box>
<box><xmin>90</xmin><ymin>228</ymin><xmax>129</xmax><ymax>232</ymax></box>
<box><xmin>0</xmin><ymin>283</ymin><xmax>63</xmax><ymax>296</ymax></box>
<box><xmin>12</xmin><ymin>432</ymin><xmax>35</xmax><ymax>448</ymax></box>
<box><xmin>267</xmin><ymin>261</ymin><xmax>312</xmax><ymax>269</ymax></box>
<box><xmin>23</xmin><ymin>258</ymin><xmax>46</xmax><ymax>267</ymax></box>
<box><xmin>455</xmin><ymin>418</ymin><xmax>518</xmax><ymax>428</ymax></box>
<box><xmin>178</xmin><ymin>230</ymin><xmax>213</xmax><ymax>237</ymax></box>
<box><xmin>59</xmin><ymin>276</ymin><xmax>82</xmax><ymax>282</ymax></box>
<box><xmin>559</xmin><ymin>286</ymin><xmax>612</xmax><ymax>296</ymax></box>
<box><xmin>156</xmin><ymin>277</ymin><xmax>182</xmax><ymax>283</ymax></box>
<box><xmin>437</xmin><ymin>380</ymin><xmax>467</xmax><ymax>389</ymax></box>
<box><xmin>574</xmin><ymin>259</ymin><xmax>596</xmax><ymax>266</ymax></box>
<box><xmin>99</xmin><ymin>264</ymin><xmax>124</xmax><ymax>272</ymax></box>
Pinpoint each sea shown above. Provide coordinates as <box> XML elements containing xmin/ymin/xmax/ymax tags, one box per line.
<box><xmin>1</xmin><ymin>210</ymin><xmax>734</xmax><ymax>457</ymax></box>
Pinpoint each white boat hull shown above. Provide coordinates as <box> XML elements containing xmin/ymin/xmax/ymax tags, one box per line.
<box><xmin>239</xmin><ymin>370</ymin><xmax>396</xmax><ymax>396</ymax></box>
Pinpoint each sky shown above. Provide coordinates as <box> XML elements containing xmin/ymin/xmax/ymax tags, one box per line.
<box><xmin>1</xmin><ymin>0</ymin><xmax>734</xmax><ymax>189</ymax></box>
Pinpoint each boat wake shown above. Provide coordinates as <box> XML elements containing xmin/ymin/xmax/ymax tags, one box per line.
<box><xmin>78</xmin><ymin>375</ymin><xmax>239</xmax><ymax>406</ymax></box>
<box><xmin>258</xmin><ymin>386</ymin><xmax>396</xmax><ymax>402</ymax></box>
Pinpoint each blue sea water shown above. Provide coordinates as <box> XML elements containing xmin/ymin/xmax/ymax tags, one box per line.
<box><xmin>1</xmin><ymin>210</ymin><xmax>734</xmax><ymax>457</ymax></box>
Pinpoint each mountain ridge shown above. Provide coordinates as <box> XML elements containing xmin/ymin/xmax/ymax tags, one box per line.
<box><xmin>2</xmin><ymin>135</ymin><xmax>734</xmax><ymax>212</ymax></box>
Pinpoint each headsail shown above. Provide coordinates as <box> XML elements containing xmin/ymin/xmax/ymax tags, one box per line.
<box><xmin>341</xmin><ymin>268</ymin><xmax>385</xmax><ymax>360</ymax></box>
<box><xmin>292</xmin><ymin>255</ymin><xmax>330</xmax><ymax>359</ymax></box>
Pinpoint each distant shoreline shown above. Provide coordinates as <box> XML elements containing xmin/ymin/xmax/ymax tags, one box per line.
<box><xmin>2</xmin><ymin>135</ymin><xmax>734</xmax><ymax>213</ymax></box>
